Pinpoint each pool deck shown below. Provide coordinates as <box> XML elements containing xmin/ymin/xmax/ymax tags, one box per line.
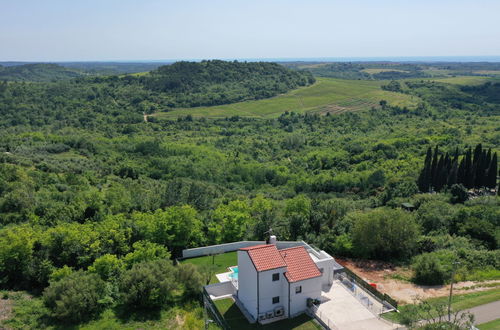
<box><xmin>216</xmin><ymin>271</ymin><xmax>233</xmax><ymax>282</ymax></box>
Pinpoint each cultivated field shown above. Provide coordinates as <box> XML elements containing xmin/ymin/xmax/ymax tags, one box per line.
<box><xmin>361</xmin><ymin>68</ymin><xmax>409</xmax><ymax>74</ymax></box>
<box><xmin>154</xmin><ymin>78</ymin><xmax>420</xmax><ymax>119</ymax></box>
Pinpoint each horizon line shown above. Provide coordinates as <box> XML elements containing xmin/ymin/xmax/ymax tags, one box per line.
<box><xmin>2</xmin><ymin>55</ymin><xmax>500</xmax><ymax>64</ymax></box>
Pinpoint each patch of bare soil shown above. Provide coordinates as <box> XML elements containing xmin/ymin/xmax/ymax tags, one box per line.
<box><xmin>336</xmin><ymin>258</ymin><xmax>500</xmax><ymax>304</ymax></box>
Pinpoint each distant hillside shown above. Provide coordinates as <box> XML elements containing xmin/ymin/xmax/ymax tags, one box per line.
<box><xmin>138</xmin><ymin>60</ymin><xmax>315</xmax><ymax>107</ymax></box>
<box><xmin>60</xmin><ymin>62</ymin><xmax>169</xmax><ymax>75</ymax></box>
<box><xmin>0</xmin><ymin>63</ymin><xmax>84</xmax><ymax>81</ymax></box>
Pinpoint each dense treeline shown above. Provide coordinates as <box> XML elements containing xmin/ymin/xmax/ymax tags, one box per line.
<box><xmin>284</xmin><ymin>61</ymin><xmax>500</xmax><ymax>80</ymax></box>
<box><xmin>0</xmin><ymin>61</ymin><xmax>314</xmax><ymax>129</ymax></box>
<box><xmin>0</xmin><ymin>63</ymin><xmax>85</xmax><ymax>82</ymax></box>
<box><xmin>142</xmin><ymin>60</ymin><xmax>315</xmax><ymax>107</ymax></box>
<box><xmin>417</xmin><ymin>144</ymin><xmax>498</xmax><ymax>193</ymax></box>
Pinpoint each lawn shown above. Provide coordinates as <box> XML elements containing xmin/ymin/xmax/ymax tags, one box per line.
<box><xmin>478</xmin><ymin>318</ymin><xmax>500</xmax><ymax>330</ymax></box>
<box><xmin>153</xmin><ymin>78</ymin><xmax>420</xmax><ymax>119</ymax></box>
<box><xmin>383</xmin><ymin>288</ymin><xmax>500</xmax><ymax>323</ymax></box>
<box><xmin>181</xmin><ymin>252</ymin><xmax>237</xmax><ymax>284</ymax></box>
<box><xmin>214</xmin><ymin>298</ymin><xmax>320</xmax><ymax>330</ymax></box>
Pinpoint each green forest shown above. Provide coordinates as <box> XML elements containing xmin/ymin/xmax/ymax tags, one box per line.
<box><xmin>0</xmin><ymin>60</ymin><xmax>499</xmax><ymax>329</ymax></box>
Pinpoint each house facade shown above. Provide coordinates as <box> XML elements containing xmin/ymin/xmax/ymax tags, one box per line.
<box><xmin>236</xmin><ymin>236</ymin><xmax>335</xmax><ymax>323</ymax></box>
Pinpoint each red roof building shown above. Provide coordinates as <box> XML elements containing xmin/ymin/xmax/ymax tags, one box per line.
<box><xmin>239</xmin><ymin>244</ymin><xmax>287</xmax><ymax>271</ymax></box>
<box><xmin>240</xmin><ymin>245</ymin><xmax>321</xmax><ymax>282</ymax></box>
<box><xmin>279</xmin><ymin>246</ymin><xmax>322</xmax><ymax>282</ymax></box>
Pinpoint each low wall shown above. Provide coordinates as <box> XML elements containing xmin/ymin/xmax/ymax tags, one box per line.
<box><xmin>182</xmin><ymin>241</ymin><xmax>266</xmax><ymax>258</ymax></box>
<box><xmin>182</xmin><ymin>240</ymin><xmax>308</xmax><ymax>259</ymax></box>
<box><xmin>205</xmin><ymin>282</ymin><xmax>236</xmax><ymax>300</ymax></box>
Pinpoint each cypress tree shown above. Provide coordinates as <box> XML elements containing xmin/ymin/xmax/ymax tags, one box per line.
<box><xmin>418</xmin><ymin>147</ymin><xmax>432</xmax><ymax>192</ymax></box>
<box><xmin>457</xmin><ymin>157</ymin><xmax>466</xmax><ymax>185</ymax></box>
<box><xmin>447</xmin><ymin>160</ymin><xmax>458</xmax><ymax>187</ymax></box>
<box><xmin>430</xmin><ymin>146</ymin><xmax>439</xmax><ymax>187</ymax></box>
<box><xmin>464</xmin><ymin>148</ymin><xmax>473</xmax><ymax>189</ymax></box>
<box><xmin>434</xmin><ymin>155</ymin><xmax>445</xmax><ymax>191</ymax></box>
<box><xmin>487</xmin><ymin>152</ymin><xmax>498</xmax><ymax>189</ymax></box>
<box><xmin>473</xmin><ymin>143</ymin><xmax>482</xmax><ymax>167</ymax></box>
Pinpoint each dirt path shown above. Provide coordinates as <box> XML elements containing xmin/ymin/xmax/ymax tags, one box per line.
<box><xmin>336</xmin><ymin>258</ymin><xmax>500</xmax><ymax>304</ymax></box>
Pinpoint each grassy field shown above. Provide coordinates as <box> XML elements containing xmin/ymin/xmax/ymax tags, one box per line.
<box><xmin>153</xmin><ymin>78</ymin><xmax>420</xmax><ymax>119</ymax></box>
<box><xmin>383</xmin><ymin>288</ymin><xmax>500</xmax><ymax>323</ymax></box>
<box><xmin>214</xmin><ymin>298</ymin><xmax>320</xmax><ymax>330</ymax></box>
<box><xmin>361</xmin><ymin>68</ymin><xmax>409</xmax><ymax>74</ymax></box>
<box><xmin>181</xmin><ymin>252</ymin><xmax>237</xmax><ymax>284</ymax></box>
<box><xmin>428</xmin><ymin>76</ymin><xmax>494</xmax><ymax>85</ymax></box>
<box><xmin>478</xmin><ymin>318</ymin><xmax>500</xmax><ymax>330</ymax></box>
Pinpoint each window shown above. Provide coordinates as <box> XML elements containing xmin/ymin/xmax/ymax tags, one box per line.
<box><xmin>272</xmin><ymin>273</ymin><xmax>280</xmax><ymax>281</ymax></box>
<box><xmin>272</xmin><ymin>296</ymin><xmax>280</xmax><ymax>304</ymax></box>
<box><xmin>319</xmin><ymin>268</ymin><xmax>324</xmax><ymax>274</ymax></box>
<box><xmin>295</xmin><ymin>286</ymin><xmax>302</xmax><ymax>294</ymax></box>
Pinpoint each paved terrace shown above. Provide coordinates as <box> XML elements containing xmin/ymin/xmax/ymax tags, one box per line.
<box><xmin>317</xmin><ymin>281</ymin><xmax>399</xmax><ymax>330</ymax></box>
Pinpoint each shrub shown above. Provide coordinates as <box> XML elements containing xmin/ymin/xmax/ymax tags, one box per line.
<box><xmin>118</xmin><ymin>259</ymin><xmax>177</xmax><ymax>311</ymax></box>
<box><xmin>412</xmin><ymin>253</ymin><xmax>447</xmax><ymax>285</ymax></box>
<box><xmin>351</xmin><ymin>208</ymin><xmax>420</xmax><ymax>260</ymax></box>
<box><xmin>43</xmin><ymin>271</ymin><xmax>107</xmax><ymax>323</ymax></box>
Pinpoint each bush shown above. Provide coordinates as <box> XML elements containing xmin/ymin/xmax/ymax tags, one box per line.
<box><xmin>412</xmin><ymin>253</ymin><xmax>447</xmax><ymax>285</ymax></box>
<box><xmin>351</xmin><ymin>208</ymin><xmax>420</xmax><ymax>260</ymax></box>
<box><xmin>43</xmin><ymin>271</ymin><xmax>107</xmax><ymax>323</ymax></box>
<box><xmin>118</xmin><ymin>259</ymin><xmax>177</xmax><ymax>311</ymax></box>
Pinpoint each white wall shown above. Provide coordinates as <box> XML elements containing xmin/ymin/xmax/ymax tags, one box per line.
<box><xmin>288</xmin><ymin>277</ymin><xmax>322</xmax><ymax>317</ymax></box>
<box><xmin>183</xmin><ymin>241</ymin><xmax>265</xmax><ymax>258</ymax></box>
<box><xmin>315</xmin><ymin>257</ymin><xmax>335</xmax><ymax>286</ymax></box>
<box><xmin>237</xmin><ymin>250</ymin><xmax>258</xmax><ymax>319</ymax></box>
<box><xmin>258</xmin><ymin>267</ymin><xmax>288</xmax><ymax>318</ymax></box>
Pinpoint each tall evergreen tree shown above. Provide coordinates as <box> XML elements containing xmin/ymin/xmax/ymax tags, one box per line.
<box><xmin>487</xmin><ymin>152</ymin><xmax>498</xmax><ymax>189</ymax></box>
<box><xmin>434</xmin><ymin>155</ymin><xmax>446</xmax><ymax>191</ymax></box>
<box><xmin>447</xmin><ymin>160</ymin><xmax>458</xmax><ymax>187</ymax></box>
<box><xmin>457</xmin><ymin>157</ymin><xmax>466</xmax><ymax>185</ymax></box>
<box><xmin>418</xmin><ymin>147</ymin><xmax>432</xmax><ymax>192</ymax></box>
<box><xmin>464</xmin><ymin>148</ymin><xmax>473</xmax><ymax>189</ymax></box>
<box><xmin>430</xmin><ymin>146</ymin><xmax>439</xmax><ymax>187</ymax></box>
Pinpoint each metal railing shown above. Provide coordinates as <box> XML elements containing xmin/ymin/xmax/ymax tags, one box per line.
<box><xmin>308</xmin><ymin>304</ymin><xmax>340</xmax><ymax>330</ymax></box>
<box><xmin>337</xmin><ymin>273</ymin><xmax>395</xmax><ymax>316</ymax></box>
<box><xmin>202</xmin><ymin>287</ymin><xmax>230</xmax><ymax>329</ymax></box>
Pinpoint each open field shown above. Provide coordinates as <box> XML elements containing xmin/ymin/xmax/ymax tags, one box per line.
<box><xmin>214</xmin><ymin>298</ymin><xmax>320</xmax><ymax>330</ymax></box>
<box><xmin>474</xmin><ymin>70</ymin><xmax>500</xmax><ymax>75</ymax></box>
<box><xmin>427</xmin><ymin>76</ymin><xmax>495</xmax><ymax>85</ymax></box>
<box><xmin>153</xmin><ymin>78</ymin><xmax>420</xmax><ymax>119</ymax></box>
<box><xmin>361</xmin><ymin>68</ymin><xmax>409</xmax><ymax>74</ymax></box>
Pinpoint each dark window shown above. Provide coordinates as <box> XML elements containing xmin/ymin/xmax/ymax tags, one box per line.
<box><xmin>295</xmin><ymin>286</ymin><xmax>302</xmax><ymax>294</ymax></box>
<box><xmin>319</xmin><ymin>268</ymin><xmax>324</xmax><ymax>274</ymax></box>
<box><xmin>272</xmin><ymin>273</ymin><xmax>280</xmax><ymax>281</ymax></box>
<box><xmin>272</xmin><ymin>296</ymin><xmax>280</xmax><ymax>304</ymax></box>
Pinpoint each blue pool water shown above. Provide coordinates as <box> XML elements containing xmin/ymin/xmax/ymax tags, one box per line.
<box><xmin>229</xmin><ymin>266</ymin><xmax>238</xmax><ymax>279</ymax></box>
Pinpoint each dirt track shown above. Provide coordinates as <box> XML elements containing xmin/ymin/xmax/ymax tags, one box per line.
<box><xmin>336</xmin><ymin>258</ymin><xmax>500</xmax><ymax>304</ymax></box>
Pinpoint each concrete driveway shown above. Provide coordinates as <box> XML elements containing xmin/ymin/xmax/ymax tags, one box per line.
<box><xmin>317</xmin><ymin>281</ymin><xmax>399</xmax><ymax>330</ymax></box>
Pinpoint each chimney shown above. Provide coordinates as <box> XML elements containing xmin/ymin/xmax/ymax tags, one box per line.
<box><xmin>269</xmin><ymin>235</ymin><xmax>277</xmax><ymax>245</ymax></box>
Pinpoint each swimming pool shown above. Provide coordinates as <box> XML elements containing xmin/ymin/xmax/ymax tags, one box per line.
<box><xmin>229</xmin><ymin>266</ymin><xmax>238</xmax><ymax>280</ymax></box>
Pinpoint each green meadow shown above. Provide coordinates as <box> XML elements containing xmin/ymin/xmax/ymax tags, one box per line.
<box><xmin>154</xmin><ymin>78</ymin><xmax>420</xmax><ymax>119</ymax></box>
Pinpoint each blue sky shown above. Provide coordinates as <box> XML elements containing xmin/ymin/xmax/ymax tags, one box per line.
<box><xmin>1</xmin><ymin>0</ymin><xmax>500</xmax><ymax>61</ymax></box>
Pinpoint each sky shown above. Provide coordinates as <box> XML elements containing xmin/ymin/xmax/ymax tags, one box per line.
<box><xmin>1</xmin><ymin>0</ymin><xmax>500</xmax><ymax>61</ymax></box>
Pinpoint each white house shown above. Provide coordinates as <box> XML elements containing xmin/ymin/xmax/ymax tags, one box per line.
<box><xmin>236</xmin><ymin>236</ymin><xmax>336</xmax><ymax>323</ymax></box>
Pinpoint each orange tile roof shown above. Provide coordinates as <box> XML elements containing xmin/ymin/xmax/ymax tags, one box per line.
<box><xmin>239</xmin><ymin>244</ymin><xmax>286</xmax><ymax>271</ymax></box>
<box><xmin>279</xmin><ymin>246</ymin><xmax>322</xmax><ymax>282</ymax></box>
